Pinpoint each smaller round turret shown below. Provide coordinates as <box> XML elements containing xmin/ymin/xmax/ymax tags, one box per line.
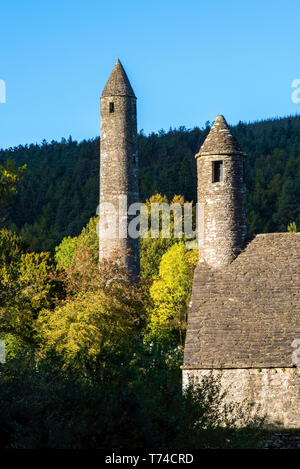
<box><xmin>196</xmin><ymin>115</ymin><xmax>246</xmax><ymax>268</ymax></box>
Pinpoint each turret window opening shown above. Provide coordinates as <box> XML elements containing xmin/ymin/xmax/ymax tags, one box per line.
<box><xmin>109</xmin><ymin>102</ymin><xmax>114</xmax><ymax>113</ymax></box>
<box><xmin>212</xmin><ymin>161</ymin><xmax>224</xmax><ymax>183</ymax></box>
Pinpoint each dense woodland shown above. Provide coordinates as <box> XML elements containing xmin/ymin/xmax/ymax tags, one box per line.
<box><xmin>0</xmin><ymin>115</ymin><xmax>300</xmax><ymax>252</ymax></box>
<box><xmin>0</xmin><ymin>115</ymin><xmax>299</xmax><ymax>448</ymax></box>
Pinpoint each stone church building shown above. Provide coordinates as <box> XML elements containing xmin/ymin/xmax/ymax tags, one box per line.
<box><xmin>100</xmin><ymin>61</ymin><xmax>300</xmax><ymax>428</ymax></box>
<box><xmin>183</xmin><ymin>116</ymin><xmax>300</xmax><ymax>428</ymax></box>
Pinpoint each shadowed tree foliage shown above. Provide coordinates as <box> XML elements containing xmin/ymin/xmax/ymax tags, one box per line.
<box><xmin>0</xmin><ymin>160</ymin><xmax>26</xmax><ymax>226</ymax></box>
<box><xmin>0</xmin><ymin>248</ymin><xmax>56</xmax><ymax>356</ymax></box>
<box><xmin>0</xmin><ymin>347</ymin><xmax>263</xmax><ymax>449</ymax></box>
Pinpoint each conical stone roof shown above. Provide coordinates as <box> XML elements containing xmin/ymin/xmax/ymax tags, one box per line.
<box><xmin>196</xmin><ymin>115</ymin><xmax>243</xmax><ymax>157</ymax></box>
<box><xmin>101</xmin><ymin>59</ymin><xmax>136</xmax><ymax>98</ymax></box>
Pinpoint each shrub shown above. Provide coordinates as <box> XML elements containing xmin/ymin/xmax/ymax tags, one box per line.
<box><xmin>0</xmin><ymin>347</ymin><xmax>263</xmax><ymax>449</ymax></box>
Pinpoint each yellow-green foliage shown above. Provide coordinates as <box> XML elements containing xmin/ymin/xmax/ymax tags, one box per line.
<box><xmin>186</xmin><ymin>249</ymin><xmax>199</xmax><ymax>269</ymax></box>
<box><xmin>0</xmin><ymin>251</ymin><xmax>54</xmax><ymax>347</ymax></box>
<box><xmin>54</xmin><ymin>235</ymin><xmax>78</xmax><ymax>268</ymax></box>
<box><xmin>37</xmin><ymin>290</ymin><xmax>140</xmax><ymax>360</ymax></box>
<box><xmin>287</xmin><ymin>221</ymin><xmax>297</xmax><ymax>232</ymax></box>
<box><xmin>55</xmin><ymin>217</ymin><xmax>99</xmax><ymax>268</ymax></box>
<box><xmin>140</xmin><ymin>194</ymin><xmax>175</xmax><ymax>282</ymax></box>
<box><xmin>140</xmin><ymin>193</ymin><xmax>196</xmax><ymax>285</ymax></box>
<box><xmin>77</xmin><ymin>217</ymin><xmax>99</xmax><ymax>261</ymax></box>
<box><xmin>0</xmin><ymin>160</ymin><xmax>26</xmax><ymax>202</ymax></box>
<box><xmin>0</xmin><ymin>229</ymin><xmax>27</xmax><ymax>266</ymax></box>
<box><xmin>145</xmin><ymin>242</ymin><xmax>195</xmax><ymax>346</ymax></box>
<box><xmin>0</xmin><ymin>252</ymin><xmax>53</xmax><ymax>312</ymax></box>
<box><xmin>17</xmin><ymin>253</ymin><xmax>53</xmax><ymax>309</ymax></box>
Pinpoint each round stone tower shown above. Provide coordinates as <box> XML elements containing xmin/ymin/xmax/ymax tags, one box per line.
<box><xmin>99</xmin><ymin>59</ymin><xmax>139</xmax><ymax>277</ymax></box>
<box><xmin>196</xmin><ymin>115</ymin><xmax>246</xmax><ymax>268</ymax></box>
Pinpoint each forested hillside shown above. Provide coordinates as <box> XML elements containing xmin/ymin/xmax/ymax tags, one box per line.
<box><xmin>0</xmin><ymin>115</ymin><xmax>300</xmax><ymax>252</ymax></box>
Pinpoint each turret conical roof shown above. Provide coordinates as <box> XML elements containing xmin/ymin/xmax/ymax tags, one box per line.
<box><xmin>101</xmin><ymin>59</ymin><xmax>136</xmax><ymax>98</ymax></box>
<box><xmin>196</xmin><ymin>115</ymin><xmax>243</xmax><ymax>157</ymax></box>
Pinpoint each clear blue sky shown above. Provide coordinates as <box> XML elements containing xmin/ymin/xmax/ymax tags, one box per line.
<box><xmin>1</xmin><ymin>0</ymin><xmax>300</xmax><ymax>150</ymax></box>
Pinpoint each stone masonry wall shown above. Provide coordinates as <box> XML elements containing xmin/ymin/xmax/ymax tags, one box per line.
<box><xmin>197</xmin><ymin>153</ymin><xmax>246</xmax><ymax>268</ymax></box>
<box><xmin>183</xmin><ymin>368</ymin><xmax>300</xmax><ymax>428</ymax></box>
<box><xmin>100</xmin><ymin>94</ymin><xmax>139</xmax><ymax>277</ymax></box>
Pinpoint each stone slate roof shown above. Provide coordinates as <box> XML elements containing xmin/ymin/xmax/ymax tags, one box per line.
<box><xmin>183</xmin><ymin>233</ymin><xmax>300</xmax><ymax>369</ymax></box>
<box><xmin>102</xmin><ymin>59</ymin><xmax>136</xmax><ymax>98</ymax></box>
<box><xmin>196</xmin><ymin>115</ymin><xmax>243</xmax><ymax>157</ymax></box>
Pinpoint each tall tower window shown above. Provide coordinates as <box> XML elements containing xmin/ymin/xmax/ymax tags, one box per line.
<box><xmin>212</xmin><ymin>161</ymin><xmax>224</xmax><ymax>182</ymax></box>
<box><xmin>109</xmin><ymin>102</ymin><xmax>114</xmax><ymax>113</ymax></box>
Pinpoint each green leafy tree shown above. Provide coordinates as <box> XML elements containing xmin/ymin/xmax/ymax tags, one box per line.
<box><xmin>54</xmin><ymin>235</ymin><xmax>78</xmax><ymax>268</ymax></box>
<box><xmin>145</xmin><ymin>242</ymin><xmax>196</xmax><ymax>347</ymax></box>
<box><xmin>0</xmin><ymin>160</ymin><xmax>26</xmax><ymax>203</ymax></box>
<box><xmin>37</xmin><ymin>289</ymin><xmax>141</xmax><ymax>361</ymax></box>
<box><xmin>0</xmin><ymin>161</ymin><xmax>26</xmax><ymax>225</ymax></box>
<box><xmin>39</xmin><ymin>239</ymin><xmax>144</xmax><ymax>361</ymax></box>
<box><xmin>0</xmin><ymin>251</ymin><xmax>55</xmax><ymax>355</ymax></box>
<box><xmin>287</xmin><ymin>221</ymin><xmax>297</xmax><ymax>232</ymax></box>
<box><xmin>0</xmin><ymin>229</ymin><xmax>28</xmax><ymax>266</ymax></box>
<box><xmin>55</xmin><ymin>216</ymin><xmax>98</xmax><ymax>268</ymax></box>
<box><xmin>140</xmin><ymin>193</ymin><xmax>195</xmax><ymax>286</ymax></box>
<box><xmin>0</xmin><ymin>346</ymin><xmax>263</xmax><ymax>449</ymax></box>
